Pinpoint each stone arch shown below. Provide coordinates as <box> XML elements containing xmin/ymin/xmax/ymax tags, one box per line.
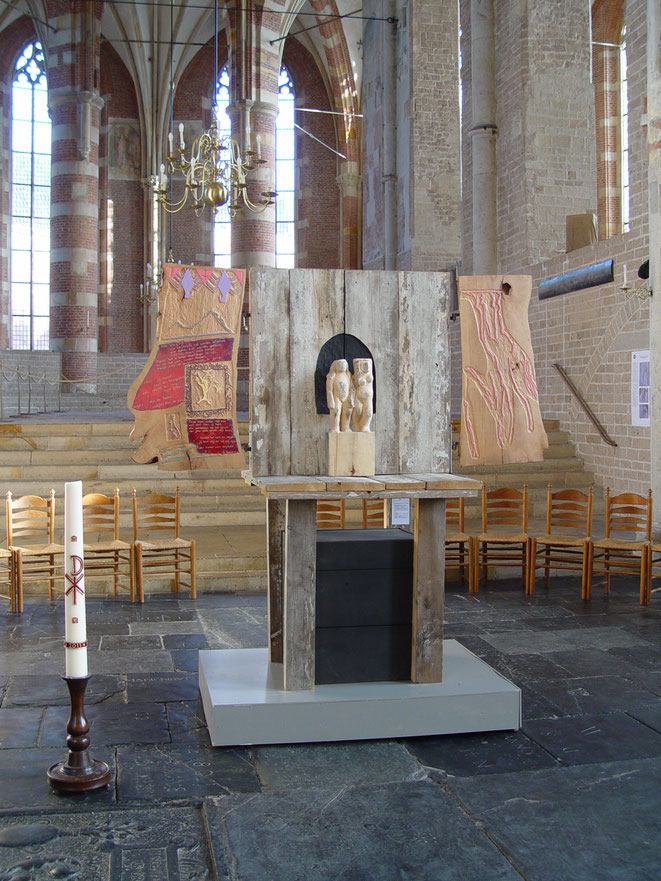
<box><xmin>315</xmin><ymin>333</ymin><xmax>376</xmax><ymax>414</ymax></box>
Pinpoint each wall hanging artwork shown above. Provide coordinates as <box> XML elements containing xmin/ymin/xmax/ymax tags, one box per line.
<box><xmin>458</xmin><ymin>275</ymin><xmax>548</xmax><ymax>466</ymax></box>
<box><xmin>128</xmin><ymin>264</ymin><xmax>246</xmax><ymax>471</ymax></box>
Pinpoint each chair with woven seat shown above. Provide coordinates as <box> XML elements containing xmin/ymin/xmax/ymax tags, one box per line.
<box><xmin>445</xmin><ymin>497</ymin><xmax>475</xmax><ymax>592</ymax></box>
<box><xmin>362</xmin><ymin>498</ymin><xmax>387</xmax><ymax>528</ymax></box>
<box><xmin>132</xmin><ymin>487</ymin><xmax>196</xmax><ymax>602</ymax></box>
<box><xmin>316</xmin><ymin>499</ymin><xmax>346</xmax><ymax>529</ymax></box>
<box><xmin>529</xmin><ymin>485</ymin><xmax>593</xmax><ymax>597</ymax></box>
<box><xmin>587</xmin><ymin>488</ymin><xmax>651</xmax><ymax>604</ymax></box>
<box><xmin>82</xmin><ymin>489</ymin><xmax>135</xmax><ymax>601</ymax></box>
<box><xmin>476</xmin><ymin>484</ymin><xmax>530</xmax><ymax>590</ymax></box>
<box><xmin>647</xmin><ymin>541</ymin><xmax>661</xmax><ymax>605</ymax></box>
<box><xmin>0</xmin><ymin>548</ymin><xmax>15</xmax><ymax>612</ymax></box>
<box><xmin>6</xmin><ymin>489</ymin><xmax>64</xmax><ymax>612</ymax></box>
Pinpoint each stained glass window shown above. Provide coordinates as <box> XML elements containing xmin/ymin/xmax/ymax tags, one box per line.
<box><xmin>213</xmin><ymin>65</ymin><xmax>296</xmax><ymax>268</ymax></box>
<box><xmin>11</xmin><ymin>41</ymin><xmax>50</xmax><ymax>350</ymax></box>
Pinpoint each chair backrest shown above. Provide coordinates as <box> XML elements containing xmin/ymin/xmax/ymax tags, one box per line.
<box><xmin>316</xmin><ymin>499</ymin><xmax>345</xmax><ymax>529</ymax></box>
<box><xmin>446</xmin><ymin>498</ymin><xmax>465</xmax><ymax>532</ymax></box>
<box><xmin>481</xmin><ymin>484</ymin><xmax>528</xmax><ymax>532</ymax></box>
<box><xmin>132</xmin><ymin>487</ymin><xmax>180</xmax><ymax>540</ymax></box>
<box><xmin>362</xmin><ymin>498</ymin><xmax>387</xmax><ymax>529</ymax></box>
<box><xmin>82</xmin><ymin>489</ymin><xmax>120</xmax><ymax>541</ymax></box>
<box><xmin>604</xmin><ymin>488</ymin><xmax>652</xmax><ymax>540</ymax></box>
<box><xmin>546</xmin><ymin>484</ymin><xmax>593</xmax><ymax>536</ymax></box>
<box><xmin>6</xmin><ymin>490</ymin><xmax>55</xmax><ymax>546</ymax></box>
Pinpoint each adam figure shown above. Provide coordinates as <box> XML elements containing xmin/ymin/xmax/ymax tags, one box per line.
<box><xmin>326</xmin><ymin>359</ymin><xmax>354</xmax><ymax>432</ymax></box>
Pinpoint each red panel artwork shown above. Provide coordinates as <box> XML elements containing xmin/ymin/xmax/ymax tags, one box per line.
<box><xmin>127</xmin><ymin>265</ymin><xmax>246</xmax><ymax>472</ymax></box>
<box><xmin>187</xmin><ymin>419</ymin><xmax>240</xmax><ymax>454</ymax></box>
<box><xmin>132</xmin><ymin>339</ymin><xmax>234</xmax><ymax>411</ymax></box>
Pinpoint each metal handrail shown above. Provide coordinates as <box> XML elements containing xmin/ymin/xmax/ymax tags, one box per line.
<box><xmin>552</xmin><ymin>363</ymin><xmax>617</xmax><ymax>447</ymax></box>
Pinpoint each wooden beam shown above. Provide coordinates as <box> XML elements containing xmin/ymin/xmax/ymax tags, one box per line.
<box><xmin>412</xmin><ymin>498</ymin><xmax>446</xmax><ymax>683</ymax></box>
<box><xmin>283</xmin><ymin>499</ymin><xmax>317</xmax><ymax>690</ymax></box>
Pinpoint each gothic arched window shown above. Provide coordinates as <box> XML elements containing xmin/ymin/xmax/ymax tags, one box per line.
<box><xmin>11</xmin><ymin>41</ymin><xmax>51</xmax><ymax>349</ymax></box>
<box><xmin>213</xmin><ymin>64</ymin><xmax>296</xmax><ymax>267</ymax></box>
<box><xmin>213</xmin><ymin>67</ymin><xmax>232</xmax><ymax>267</ymax></box>
<box><xmin>275</xmin><ymin>66</ymin><xmax>295</xmax><ymax>268</ymax></box>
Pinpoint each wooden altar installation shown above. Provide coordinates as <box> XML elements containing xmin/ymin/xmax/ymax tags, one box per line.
<box><xmin>458</xmin><ymin>275</ymin><xmax>548</xmax><ymax>467</ymax></box>
<box><xmin>199</xmin><ymin>269</ymin><xmax>521</xmax><ymax>746</ymax></box>
<box><xmin>127</xmin><ymin>264</ymin><xmax>246</xmax><ymax>471</ymax></box>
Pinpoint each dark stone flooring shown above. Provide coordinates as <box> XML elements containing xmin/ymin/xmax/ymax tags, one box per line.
<box><xmin>1</xmin><ymin>577</ymin><xmax>661</xmax><ymax>880</ymax></box>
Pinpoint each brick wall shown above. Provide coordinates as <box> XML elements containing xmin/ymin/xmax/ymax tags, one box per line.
<box><xmin>453</xmin><ymin>0</ymin><xmax>650</xmax><ymax>497</ymax></box>
<box><xmin>0</xmin><ymin>351</ymin><xmax>147</xmax><ymax>416</ymax></box>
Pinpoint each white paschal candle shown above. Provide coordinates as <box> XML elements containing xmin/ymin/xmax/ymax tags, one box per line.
<box><xmin>64</xmin><ymin>481</ymin><xmax>88</xmax><ymax>678</ymax></box>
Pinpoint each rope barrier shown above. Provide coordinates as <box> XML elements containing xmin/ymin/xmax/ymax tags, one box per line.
<box><xmin>0</xmin><ymin>359</ymin><xmax>140</xmax><ymax>384</ymax></box>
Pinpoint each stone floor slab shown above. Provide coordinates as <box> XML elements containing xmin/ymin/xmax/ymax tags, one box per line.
<box><xmin>0</xmin><ymin>748</ymin><xmax>116</xmax><ymax>812</ymax></box>
<box><xmin>125</xmin><ymin>672</ymin><xmax>199</xmax><ymax>704</ymax></box>
<box><xmin>0</xmin><ymin>806</ymin><xmax>212</xmax><ymax>879</ymax></box>
<box><xmin>2</xmin><ymin>674</ymin><xmax>126</xmax><ymax>707</ymax></box>
<box><xmin>0</xmin><ymin>708</ymin><xmax>43</xmax><ymax>748</ymax></box>
<box><xmin>405</xmin><ymin>730</ymin><xmax>558</xmax><ymax>777</ymax></box>
<box><xmin>204</xmin><ymin>781</ymin><xmax>523</xmax><ymax>881</ymax></box>
<box><xmin>40</xmin><ymin>702</ymin><xmax>169</xmax><ymax>747</ymax></box>
<box><xmin>166</xmin><ymin>700</ymin><xmax>211</xmax><ymax>745</ymax></box>
<box><xmin>90</xmin><ymin>649</ymin><xmax>175</xmax><ymax>675</ymax></box>
<box><xmin>253</xmin><ymin>740</ymin><xmax>427</xmax><ymax>791</ymax></box>
<box><xmin>524</xmin><ymin>711</ymin><xmax>661</xmax><ymax>765</ymax></box>
<box><xmin>524</xmin><ymin>675</ymin><xmax>659</xmax><ymax>717</ymax></box>
<box><xmin>448</xmin><ymin>758</ymin><xmax>661</xmax><ymax>881</ymax></box>
<box><xmin>117</xmin><ymin>743</ymin><xmax>260</xmax><ymax>803</ymax></box>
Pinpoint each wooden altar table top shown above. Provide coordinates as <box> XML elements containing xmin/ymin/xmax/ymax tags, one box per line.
<box><xmin>243</xmin><ymin>471</ymin><xmax>482</xmax><ymax>499</ymax></box>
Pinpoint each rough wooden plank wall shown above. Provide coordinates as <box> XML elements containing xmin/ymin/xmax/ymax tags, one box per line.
<box><xmin>345</xmin><ymin>270</ymin><xmax>400</xmax><ymax>473</ymax></box>
<box><xmin>250</xmin><ymin>269</ymin><xmax>451</xmax><ymax>478</ymax></box>
<box><xmin>289</xmin><ymin>270</ymin><xmax>345</xmax><ymax>475</ymax></box>
<box><xmin>249</xmin><ymin>269</ymin><xmax>292</xmax><ymax>475</ymax></box>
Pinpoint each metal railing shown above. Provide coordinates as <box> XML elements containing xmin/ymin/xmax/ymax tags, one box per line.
<box><xmin>552</xmin><ymin>363</ymin><xmax>617</xmax><ymax>447</ymax></box>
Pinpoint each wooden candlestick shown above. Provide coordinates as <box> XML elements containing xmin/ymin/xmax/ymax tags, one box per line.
<box><xmin>47</xmin><ymin>675</ymin><xmax>111</xmax><ymax>793</ymax></box>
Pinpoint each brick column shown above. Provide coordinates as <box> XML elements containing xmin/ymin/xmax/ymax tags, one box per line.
<box><xmin>47</xmin><ymin>4</ymin><xmax>102</xmax><ymax>391</ymax></box>
<box><xmin>228</xmin><ymin>98</ymin><xmax>277</xmax><ymax>267</ymax></box>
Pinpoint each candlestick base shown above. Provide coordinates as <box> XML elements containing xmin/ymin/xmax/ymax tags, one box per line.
<box><xmin>47</xmin><ymin>675</ymin><xmax>111</xmax><ymax>793</ymax></box>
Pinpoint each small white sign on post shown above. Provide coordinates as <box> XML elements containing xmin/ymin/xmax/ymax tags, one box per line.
<box><xmin>391</xmin><ymin>498</ymin><xmax>411</xmax><ymax>526</ymax></box>
<box><xmin>631</xmin><ymin>350</ymin><xmax>650</xmax><ymax>428</ymax></box>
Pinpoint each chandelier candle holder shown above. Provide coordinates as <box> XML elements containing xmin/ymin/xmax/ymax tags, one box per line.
<box><xmin>47</xmin><ymin>481</ymin><xmax>110</xmax><ymax>793</ymax></box>
<box><xmin>154</xmin><ymin>119</ymin><xmax>276</xmax><ymax>217</ymax></box>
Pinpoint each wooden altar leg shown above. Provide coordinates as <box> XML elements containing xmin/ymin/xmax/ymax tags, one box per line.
<box><xmin>412</xmin><ymin>498</ymin><xmax>446</xmax><ymax>683</ymax></box>
<box><xmin>283</xmin><ymin>499</ymin><xmax>317</xmax><ymax>690</ymax></box>
<box><xmin>267</xmin><ymin>498</ymin><xmax>286</xmax><ymax>663</ymax></box>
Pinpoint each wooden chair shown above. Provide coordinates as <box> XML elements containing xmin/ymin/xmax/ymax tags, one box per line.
<box><xmin>476</xmin><ymin>484</ymin><xmax>530</xmax><ymax>590</ymax></box>
<box><xmin>647</xmin><ymin>542</ymin><xmax>661</xmax><ymax>605</ymax></box>
<box><xmin>362</xmin><ymin>498</ymin><xmax>387</xmax><ymax>528</ymax></box>
<box><xmin>6</xmin><ymin>489</ymin><xmax>64</xmax><ymax>612</ymax></box>
<box><xmin>316</xmin><ymin>499</ymin><xmax>346</xmax><ymax>529</ymax></box>
<box><xmin>132</xmin><ymin>487</ymin><xmax>196</xmax><ymax>602</ymax></box>
<box><xmin>82</xmin><ymin>489</ymin><xmax>135</xmax><ymax>601</ymax></box>
<box><xmin>529</xmin><ymin>485</ymin><xmax>593</xmax><ymax>597</ymax></box>
<box><xmin>587</xmin><ymin>488</ymin><xmax>652</xmax><ymax>604</ymax></box>
<box><xmin>445</xmin><ymin>497</ymin><xmax>475</xmax><ymax>592</ymax></box>
<box><xmin>0</xmin><ymin>548</ymin><xmax>15</xmax><ymax>612</ymax></box>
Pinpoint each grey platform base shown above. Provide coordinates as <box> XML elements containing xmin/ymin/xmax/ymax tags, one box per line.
<box><xmin>198</xmin><ymin>641</ymin><xmax>521</xmax><ymax>747</ymax></box>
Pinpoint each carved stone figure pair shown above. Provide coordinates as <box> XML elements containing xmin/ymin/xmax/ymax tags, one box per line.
<box><xmin>326</xmin><ymin>358</ymin><xmax>373</xmax><ymax>433</ymax></box>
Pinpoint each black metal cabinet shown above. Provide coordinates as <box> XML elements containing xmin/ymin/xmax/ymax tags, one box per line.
<box><xmin>315</xmin><ymin>529</ymin><xmax>414</xmax><ymax>685</ymax></box>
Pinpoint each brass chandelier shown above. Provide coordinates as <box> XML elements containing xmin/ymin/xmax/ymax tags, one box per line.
<box><xmin>154</xmin><ymin>0</ymin><xmax>275</xmax><ymax>217</ymax></box>
<box><xmin>155</xmin><ymin>122</ymin><xmax>275</xmax><ymax>216</ymax></box>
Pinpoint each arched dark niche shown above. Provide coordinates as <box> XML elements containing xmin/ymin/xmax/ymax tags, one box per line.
<box><xmin>315</xmin><ymin>334</ymin><xmax>376</xmax><ymax>414</ymax></box>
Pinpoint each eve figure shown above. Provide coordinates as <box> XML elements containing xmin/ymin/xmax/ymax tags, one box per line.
<box><xmin>352</xmin><ymin>358</ymin><xmax>374</xmax><ymax>432</ymax></box>
<box><xmin>326</xmin><ymin>359</ymin><xmax>354</xmax><ymax>432</ymax></box>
